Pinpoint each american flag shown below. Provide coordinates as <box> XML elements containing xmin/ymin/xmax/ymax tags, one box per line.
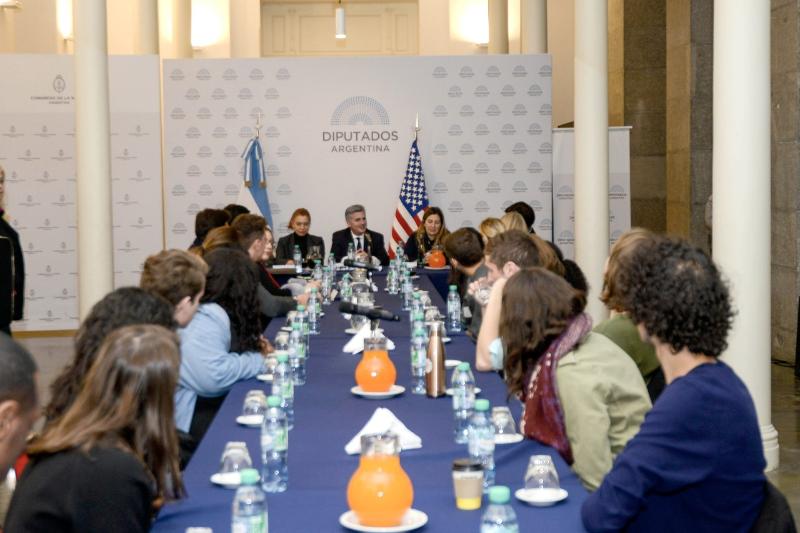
<box><xmin>389</xmin><ymin>139</ymin><xmax>429</xmax><ymax>258</ymax></box>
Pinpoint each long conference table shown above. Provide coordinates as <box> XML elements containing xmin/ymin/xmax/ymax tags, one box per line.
<box><xmin>153</xmin><ymin>273</ymin><xmax>588</xmax><ymax>532</ymax></box>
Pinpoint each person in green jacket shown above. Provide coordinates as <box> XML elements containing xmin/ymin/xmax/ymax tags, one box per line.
<box><xmin>594</xmin><ymin>228</ymin><xmax>665</xmax><ymax>402</ymax></box>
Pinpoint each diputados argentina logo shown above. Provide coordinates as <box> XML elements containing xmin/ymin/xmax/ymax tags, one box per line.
<box><xmin>323</xmin><ymin>96</ymin><xmax>399</xmax><ymax>153</ymax></box>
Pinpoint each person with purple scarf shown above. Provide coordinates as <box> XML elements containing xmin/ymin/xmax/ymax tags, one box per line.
<box><xmin>499</xmin><ymin>268</ymin><xmax>651</xmax><ymax>490</ymax></box>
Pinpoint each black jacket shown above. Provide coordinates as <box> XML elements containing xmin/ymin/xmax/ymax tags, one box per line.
<box><xmin>274</xmin><ymin>232</ymin><xmax>325</xmax><ymax>264</ymax></box>
<box><xmin>0</xmin><ymin>211</ymin><xmax>24</xmax><ymax>329</ymax></box>
<box><xmin>330</xmin><ymin>228</ymin><xmax>390</xmax><ymax>266</ymax></box>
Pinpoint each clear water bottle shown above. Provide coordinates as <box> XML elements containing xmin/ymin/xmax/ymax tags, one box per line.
<box><xmin>293</xmin><ymin>245</ymin><xmax>302</xmax><ymax>273</ymax></box>
<box><xmin>347</xmin><ymin>241</ymin><xmax>356</xmax><ymax>261</ymax></box>
<box><xmin>307</xmin><ymin>290</ymin><xmax>320</xmax><ymax>335</ymax></box>
<box><xmin>410</xmin><ymin>310</ymin><xmax>426</xmax><ymax>338</ymax></box>
<box><xmin>401</xmin><ymin>272</ymin><xmax>414</xmax><ymax>311</ymax></box>
<box><xmin>271</xmin><ymin>353</ymin><xmax>294</xmax><ymax>429</ymax></box>
<box><xmin>395</xmin><ymin>244</ymin><xmax>405</xmax><ymax>263</ymax></box>
<box><xmin>260</xmin><ymin>395</ymin><xmax>288</xmax><ymax>494</ymax></box>
<box><xmin>295</xmin><ymin>305</ymin><xmax>309</xmax><ymax>346</ymax></box>
<box><xmin>480</xmin><ymin>486</ymin><xmax>519</xmax><ymax>533</ymax></box>
<box><xmin>447</xmin><ymin>285</ymin><xmax>463</xmax><ymax>332</ymax></box>
<box><xmin>321</xmin><ymin>266</ymin><xmax>333</xmax><ymax>304</ymax></box>
<box><xmin>231</xmin><ymin>468</ymin><xmax>268</xmax><ymax>533</ymax></box>
<box><xmin>410</xmin><ymin>327</ymin><xmax>427</xmax><ymax>395</ymax></box>
<box><xmin>410</xmin><ymin>291</ymin><xmax>424</xmax><ymax>317</ymax></box>
<box><xmin>312</xmin><ymin>260</ymin><xmax>323</xmax><ymax>281</ymax></box>
<box><xmin>468</xmin><ymin>398</ymin><xmax>495</xmax><ymax>491</ymax></box>
<box><xmin>288</xmin><ymin>323</ymin><xmax>306</xmax><ymax>386</ymax></box>
<box><xmin>452</xmin><ymin>362</ymin><xmax>476</xmax><ymax>444</ymax></box>
<box><xmin>386</xmin><ymin>265</ymin><xmax>398</xmax><ymax>295</ymax></box>
<box><xmin>340</xmin><ymin>273</ymin><xmax>352</xmax><ymax>300</ymax></box>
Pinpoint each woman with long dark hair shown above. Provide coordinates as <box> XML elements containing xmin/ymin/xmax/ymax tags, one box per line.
<box><xmin>403</xmin><ymin>206</ymin><xmax>449</xmax><ymax>262</ymax></box>
<box><xmin>5</xmin><ymin>325</ymin><xmax>183</xmax><ymax>532</ymax></box>
<box><xmin>499</xmin><ymin>268</ymin><xmax>650</xmax><ymax>490</ymax></box>
<box><xmin>45</xmin><ymin>287</ymin><xmax>176</xmax><ymax>423</ymax></box>
<box><xmin>174</xmin><ymin>247</ymin><xmax>268</xmax><ymax>445</ymax></box>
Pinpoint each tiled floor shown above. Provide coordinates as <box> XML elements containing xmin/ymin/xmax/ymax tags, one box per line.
<box><xmin>14</xmin><ymin>335</ymin><xmax>800</xmax><ymax>520</ymax></box>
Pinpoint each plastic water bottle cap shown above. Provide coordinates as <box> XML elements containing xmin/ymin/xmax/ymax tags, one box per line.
<box><xmin>457</xmin><ymin>362</ymin><xmax>470</xmax><ymax>372</ymax></box>
<box><xmin>296</xmin><ymin>305</ymin><xmax>305</xmax><ymax>311</ymax></box>
<box><xmin>311</xmin><ymin>287</ymin><xmax>318</xmax><ymax>293</ymax></box>
<box><xmin>488</xmin><ymin>485</ymin><xmax>511</xmax><ymax>504</ymax></box>
<box><xmin>449</xmin><ymin>285</ymin><xmax>457</xmax><ymax>291</ymax></box>
<box><xmin>277</xmin><ymin>353</ymin><xmax>289</xmax><ymax>363</ymax></box>
<box><xmin>474</xmin><ymin>399</ymin><xmax>490</xmax><ymax>412</ymax></box>
<box><xmin>239</xmin><ymin>468</ymin><xmax>260</xmax><ymax>486</ymax></box>
<box><xmin>413</xmin><ymin>327</ymin><xmax>426</xmax><ymax>337</ymax></box>
<box><xmin>267</xmin><ymin>395</ymin><xmax>281</xmax><ymax>407</ymax></box>
<box><xmin>292</xmin><ymin>322</ymin><xmax>300</xmax><ymax>330</ymax></box>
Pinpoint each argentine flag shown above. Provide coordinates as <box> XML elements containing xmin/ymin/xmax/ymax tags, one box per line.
<box><xmin>237</xmin><ymin>135</ymin><xmax>274</xmax><ymax>228</ymax></box>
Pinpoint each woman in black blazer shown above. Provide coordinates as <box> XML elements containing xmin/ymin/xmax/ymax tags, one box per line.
<box><xmin>275</xmin><ymin>208</ymin><xmax>325</xmax><ymax>266</ymax></box>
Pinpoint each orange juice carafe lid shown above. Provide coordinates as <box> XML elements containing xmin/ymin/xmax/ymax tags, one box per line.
<box><xmin>360</xmin><ymin>431</ymin><xmax>401</xmax><ymax>456</ymax></box>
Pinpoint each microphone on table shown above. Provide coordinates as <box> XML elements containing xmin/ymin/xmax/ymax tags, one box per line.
<box><xmin>339</xmin><ymin>301</ymin><xmax>401</xmax><ymax>322</ymax></box>
<box><xmin>342</xmin><ymin>258</ymin><xmax>380</xmax><ymax>272</ymax></box>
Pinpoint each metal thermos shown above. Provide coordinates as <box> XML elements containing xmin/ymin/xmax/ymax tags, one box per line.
<box><xmin>425</xmin><ymin>321</ymin><xmax>446</xmax><ymax>397</ymax></box>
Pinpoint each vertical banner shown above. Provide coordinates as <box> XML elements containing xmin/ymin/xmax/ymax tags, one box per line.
<box><xmin>552</xmin><ymin>127</ymin><xmax>631</xmax><ymax>259</ymax></box>
<box><xmin>0</xmin><ymin>55</ymin><xmax>163</xmax><ymax>331</ymax></box>
<box><xmin>162</xmin><ymin>56</ymin><xmax>553</xmax><ymax>249</ymax></box>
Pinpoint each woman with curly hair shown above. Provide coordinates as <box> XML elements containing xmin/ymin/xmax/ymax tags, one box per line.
<box><xmin>45</xmin><ymin>287</ymin><xmax>176</xmax><ymax>423</ymax></box>
<box><xmin>6</xmin><ymin>325</ymin><xmax>183</xmax><ymax>532</ymax></box>
<box><xmin>594</xmin><ymin>228</ymin><xmax>665</xmax><ymax>402</ymax></box>
<box><xmin>499</xmin><ymin>268</ymin><xmax>650</xmax><ymax>490</ymax></box>
<box><xmin>403</xmin><ymin>206</ymin><xmax>449</xmax><ymax>262</ymax></box>
<box><xmin>582</xmin><ymin>238</ymin><xmax>766</xmax><ymax>532</ymax></box>
<box><xmin>174</xmin><ymin>247</ymin><xmax>268</xmax><ymax>445</ymax></box>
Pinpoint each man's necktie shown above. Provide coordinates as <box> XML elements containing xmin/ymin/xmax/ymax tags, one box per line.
<box><xmin>356</xmin><ymin>237</ymin><xmax>363</xmax><ymax>251</ymax></box>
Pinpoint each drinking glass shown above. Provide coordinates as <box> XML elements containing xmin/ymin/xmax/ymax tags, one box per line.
<box><xmin>308</xmin><ymin>245</ymin><xmax>322</xmax><ymax>262</ymax></box>
<box><xmin>491</xmin><ymin>406</ymin><xmax>516</xmax><ymax>436</ymax></box>
<box><xmin>524</xmin><ymin>455</ymin><xmax>560</xmax><ymax>490</ymax></box>
<box><xmin>242</xmin><ymin>390</ymin><xmax>267</xmax><ymax>417</ymax></box>
<box><xmin>474</xmin><ymin>278</ymin><xmax>492</xmax><ymax>307</ymax></box>
<box><xmin>350</xmin><ymin>293</ymin><xmax>373</xmax><ymax>331</ymax></box>
<box><xmin>274</xmin><ymin>331</ymin><xmax>290</xmax><ymax>351</ymax></box>
<box><xmin>219</xmin><ymin>442</ymin><xmax>253</xmax><ymax>474</ymax></box>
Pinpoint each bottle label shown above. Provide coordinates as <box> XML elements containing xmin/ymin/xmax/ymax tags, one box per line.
<box><xmin>452</xmin><ymin>388</ymin><xmax>475</xmax><ymax>410</ymax></box>
<box><xmin>282</xmin><ymin>381</ymin><xmax>294</xmax><ymax>400</ymax></box>
<box><xmin>264</xmin><ymin>426</ymin><xmax>289</xmax><ymax>451</ymax></box>
<box><xmin>232</xmin><ymin>515</ymin><xmax>266</xmax><ymax>533</ymax></box>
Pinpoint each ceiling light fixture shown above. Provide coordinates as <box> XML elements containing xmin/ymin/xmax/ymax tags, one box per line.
<box><xmin>335</xmin><ymin>0</ymin><xmax>346</xmax><ymax>40</ymax></box>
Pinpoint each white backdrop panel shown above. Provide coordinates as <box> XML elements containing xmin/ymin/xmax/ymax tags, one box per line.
<box><xmin>0</xmin><ymin>55</ymin><xmax>163</xmax><ymax>331</ymax></box>
<box><xmin>162</xmin><ymin>56</ymin><xmax>553</xmax><ymax>248</ymax></box>
<box><xmin>552</xmin><ymin>127</ymin><xmax>631</xmax><ymax>260</ymax></box>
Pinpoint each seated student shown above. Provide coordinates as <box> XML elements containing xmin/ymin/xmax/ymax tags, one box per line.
<box><xmin>403</xmin><ymin>207</ymin><xmax>449</xmax><ymax>263</ymax></box>
<box><xmin>5</xmin><ymin>325</ymin><xmax>183</xmax><ymax>532</ymax></box>
<box><xmin>500</xmin><ymin>268</ymin><xmax>651</xmax><ymax>491</ymax></box>
<box><xmin>478</xmin><ymin>217</ymin><xmax>505</xmax><ymax>244</ymax></box>
<box><xmin>140</xmin><ymin>249</ymin><xmax>208</xmax><ymax>327</ymax></box>
<box><xmin>189</xmin><ymin>208</ymin><xmax>229</xmax><ymax>252</ymax></box>
<box><xmin>275</xmin><ymin>208</ymin><xmax>325</xmax><ymax>266</ymax></box>
<box><xmin>504</xmin><ymin>201</ymin><xmax>536</xmax><ymax>233</ymax></box>
<box><xmin>500</xmin><ymin>211</ymin><xmax>528</xmax><ymax>233</ymax></box>
<box><xmin>594</xmin><ymin>228</ymin><xmax>665</xmax><ymax>402</ymax></box>
<box><xmin>443</xmin><ymin>227</ymin><xmax>487</xmax><ymax>338</ymax></box>
<box><xmin>582</xmin><ymin>238</ymin><xmax>766</xmax><ymax>532</ymax></box>
<box><xmin>231</xmin><ymin>214</ymin><xmax>298</xmax><ymax>322</ymax></box>
<box><xmin>175</xmin><ymin>247</ymin><xmax>268</xmax><ymax>444</ymax></box>
<box><xmin>259</xmin><ymin>227</ymin><xmax>313</xmax><ymax>305</ymax></box>
<box><xmin>44</xmin><ymin>287</ymin><xmax>176</xmax><ymax>423</ymax></box>
<box><xmin>474</xmin><ymin>230</ymin><xmax>544</xmax><ymax>371</ymax></box>
<box><xmin>223</xmin><ymin>203</ymin><xmax>249</xmax><ymax>223</ymax></box>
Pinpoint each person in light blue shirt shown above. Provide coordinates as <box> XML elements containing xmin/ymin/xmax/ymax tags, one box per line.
<box><xmin>174</xmin><ymin>247</ymin><xmax>268</xmax><ymax>442</ymax></box>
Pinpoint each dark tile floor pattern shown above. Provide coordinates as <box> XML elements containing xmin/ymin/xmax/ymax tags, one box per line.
<box><xmin>15</xmin><ymin>336</ymin><xmax>800</xmax><ymax>521</ymax></box>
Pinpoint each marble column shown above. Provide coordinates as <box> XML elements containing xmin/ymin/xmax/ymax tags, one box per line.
<box><xmin>520</xmin><ymin>0</ymin><xmax>546</xmax><ymax>54</ymax></box>
<box><xmin>488</xmin><ymin>0</ymin><xmax>509</xmax><ymax>53</ymax></box>
<box><xmin>74</xmin><ymin>0</ymin><xmax>114</xmax><ymax>319</ymax></box>
<box><xmin>137</xmin><ymin>0</ymin><xmax>159</xmax><ymax>54</ymax></box>
<box><xmin>573</xmin><ymin>0</ymin><xmax>609</xmax><ymax>323</ymax></box>
<box><xmin>230</xmin><ymin>0</ymin><xmax>261</xmax><ymax>58</ymax></box>
<box><xmin>713</xmin><ymin>0</ymin><xmax>778</xmax><ymax>470</ymax></box>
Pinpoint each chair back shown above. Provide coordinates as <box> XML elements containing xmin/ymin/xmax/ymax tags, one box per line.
<box><xmin>751</xmin><ymin>481</ymin><xmax>797</xmax><ymax>533</ymax></box>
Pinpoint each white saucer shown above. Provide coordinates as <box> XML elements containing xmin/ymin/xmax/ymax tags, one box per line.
<box><xmin>256</xmin><ymin>373</ymin><xmax>273</xmax><ymax>382</ymax></box>
<box><xmin>210</xmin><ymin>471</ymin><xmax>246</xmax><ymax>489</ymax></box>
<box><xmin>424</xmin><ymin>266</ymin><xmax>449</xmax><ymax>271</ymax></box>
<box><xmin>350</xmin><ymin>385</ymin><xmax>405</xmax><ymax>399</ymax></box>
<box><xmin>236</xmin><ymin>414</ymin><xmax>263</xmax><ymax>427</ymax></box>
<box><xmin>495</xmin><ymin>433</ymin><xmax>524</xmax><ymax>445</ymax></box>
<box><xmin>345</xmin><ymin>328</ymin><xmax>358</xmax><ymax>334</ymax></box>
<box><xmin>339</xmin><ymin>509</ymin><xmax>428</xmax><ymax>532</ymax></box>
<box><xmin>280</xmin><ymin>326</ymin><xmax>292</xmax><ymax>332</ymax></box>
<box><xmin>444</xmin><ymin>387</ymin><xmax>481</xmax><ymax>396</ymax></box>
<box><xmin>514</xmin><ymin>487</ymin><xmax>568</xmax><ymax>507</ymax></box>
<box><xmin>444</xmin><ymin>359</ymin><xmax>462</xmax><ymax>369</ymax></box>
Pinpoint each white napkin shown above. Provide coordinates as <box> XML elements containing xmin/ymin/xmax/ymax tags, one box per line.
<box><xmin>345</xmin><ymin>408</ymin><xmax>423</xmax><ymax>455</ymax></box>
<box><xmin>343</xmin><ymin>324</ymin><xmax>396</xmax><ymax>354</ymax></box>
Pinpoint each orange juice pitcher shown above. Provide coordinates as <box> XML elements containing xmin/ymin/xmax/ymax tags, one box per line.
<box><xmin>347</xmin><ymin>432</ymin><xmax>414</xmax><ymax>527</ymax></box>
<box><xmin>355</xmin><ymin>337</ymin><xmax>396</xmax><ymax>392</ymax></box>
<box><xmin>427</xmin><ymin>246</ymin><xmax>446</xmax><ymax>268</ymax></box>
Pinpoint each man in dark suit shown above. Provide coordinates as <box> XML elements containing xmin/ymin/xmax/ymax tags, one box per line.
<box><xmin>0</xmin><ymin>167</ymin><xmax>24</xmax><ymax>335</ymax></box>
<box><xmin>330</xmin><ymin>204</ymin><xmax>390</xmax><ymax>266</ymax></box>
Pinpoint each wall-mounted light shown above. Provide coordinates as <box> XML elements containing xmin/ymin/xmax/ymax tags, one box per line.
<box><xmin>335</xmin><ymin>0</ymin><xmax>346</xmax><ymax>40</ymax></box>
<box><xmin>191</xmin><ymin>0</ymin><xmax>224</xmax><ymax>50</ymax></box>
<box><xmin>56</xmin><ymin>0</ymin><xmax>73</xmax><ymax>40</ymax></box>
<box><xmin>0</xmin><ymin>0</ymin><xmax>22</xmax><ymax>9</ymax></box>
<box><xmin>451</xmin><ymin>0</ymin><xmax>489</xmax><ymax>46</ymax></box>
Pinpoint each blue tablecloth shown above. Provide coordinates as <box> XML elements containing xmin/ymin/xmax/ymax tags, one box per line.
<box><xmin>153</xmin><ymin>274</ymin><xmax>588</xmax><ymax>532</ymax></box>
